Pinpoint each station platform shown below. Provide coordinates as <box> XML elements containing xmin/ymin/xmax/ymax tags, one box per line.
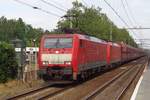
<box><xmin>131</xmin><ymin>62</ymin><xmax>150</xmax><ymax>100</ymax></box>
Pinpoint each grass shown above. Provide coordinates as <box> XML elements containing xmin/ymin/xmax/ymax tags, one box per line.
<box><xmin>0</xmin><ymin>79</ymin><xmax>44</xmax><ymax>99</ymax></box>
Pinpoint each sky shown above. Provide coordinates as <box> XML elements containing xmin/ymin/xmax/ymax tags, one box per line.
<box><xmin>0</xmin><ymin>0</ymin><xmax>150</xmax><ymax>48</ymax></box>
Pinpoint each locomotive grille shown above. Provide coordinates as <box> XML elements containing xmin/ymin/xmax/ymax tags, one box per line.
<box><xmin>42</xmin><ymin>54</ymin><xmax>72</xmax><ymax>64</ymax></box>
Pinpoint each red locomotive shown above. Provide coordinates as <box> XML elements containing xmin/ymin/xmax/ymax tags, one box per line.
<box><xmin>38</xmin><ymin>33</ymin><xmax>144</xmax><ymax>81</ymax></box>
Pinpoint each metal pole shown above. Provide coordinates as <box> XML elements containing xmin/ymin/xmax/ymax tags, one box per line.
<box><xmin>110</xmin><ymin>22</ymin><xmax>112</xmax><ymax>41</ymax></box>
<box><xmin>62</xmin><ymin>14</ymin><xmax>77</xmax><ymax>29</ymax></box>
<box><xmin>69</xmin><ymin>17</ymin><xmax>73</xmax><ymax>29</ymax></box>
<box><xmin>33</xmin><ymin>40</ymin><xmax>37</xmax><ymax>80</ymax></box>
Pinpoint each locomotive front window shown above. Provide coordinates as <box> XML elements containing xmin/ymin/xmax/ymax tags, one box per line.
<box><xmin>44</xmin><ymin>38</ymin><xmax>72</xmax><ymax>48</ymax></box>
<box><xmin>59</xmin><ymin>38</ymin><xmax>72</xmax><ymax>48</ymax></box>
<box><xmin>44</xmin><ymin>38</ymin><xmax>58</xmax><ymax>48</ymax></box>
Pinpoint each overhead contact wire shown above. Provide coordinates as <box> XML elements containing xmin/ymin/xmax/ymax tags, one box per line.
<box><xmin>14</xmin><ymin>0</ymin><xmax>61</xmax><ymax>17</ymax></box>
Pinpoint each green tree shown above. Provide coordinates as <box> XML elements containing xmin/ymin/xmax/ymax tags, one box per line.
<box><xmin>0</xmin><ymin>42</ymin><xmax>18</xmax><ymax>83</ymax></box>
<box><xmin>0</xmin><ymin>16</ymin><xmax>44</xmax><ymax>46</ymax></box>
<box><xmin>56</xmin><ymin>1</ymin><xmax>137</xmax><ymax>46</ymax></box>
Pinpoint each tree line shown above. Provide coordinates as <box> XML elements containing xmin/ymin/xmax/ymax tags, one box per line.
<box><xmin>0</xmin><ymin>2</ymin><xmax>137</xmax><ymax>47</ymax></box>
<box><xmin>0</xmin><ymin>16</ymin><xmax>44</xmax><ymax>46</ymax></box>
<box><xmin>56</xmin><ymin>1</ymin><xmax>137</xmax><ymax>46</ymax></box>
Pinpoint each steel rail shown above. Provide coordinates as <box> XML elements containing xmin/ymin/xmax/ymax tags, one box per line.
<box><xmin>7</xmin><ymin>84</ymin><xmax>52</xmax><ymax>100</ymax></box>
<box><xmin>116</xmin><ymin>60</ymin><xmax>147</xmax><ymax>100</ymax></box>
<box><xmin>38</xmin><ymin>82</ymin><xmax>80</xmax><ymax>100</ymax></box>
<box><xmin>84</xmin><ymin>60</ymin><xmax>141</xmax><ymax>100</ymax></box>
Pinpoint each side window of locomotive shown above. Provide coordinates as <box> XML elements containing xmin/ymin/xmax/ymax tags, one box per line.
<box><xmin>80</xmin><ymin>40</ymin><xmax>84</xmax><ymax>48</ymax></box>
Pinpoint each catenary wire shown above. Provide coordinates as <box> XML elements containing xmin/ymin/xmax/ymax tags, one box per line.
<box><xmin>50</xmin><ymin>0</ymin><xmax>68</xmax><ymax>10</ymax></box>
<box><xmin>121</xmin><ymin>0</ymin><xmax>134</xmax><ymax>27</ymax></box>
<box><xmin>82</xmin><ymin>0</ymin><xmax>89</xmax><ymax>7</ymax></box>
<box><xmin>103</xmin><ymin>0</ymin><xmax>141</xmax><ymax>40</ymax></box>
<box><xmin>40</xmin><ymin>0</ymin><xmax>67</xmax><ymax>12</ymax></box>
<box><xmin>14</xmin><ymin>0</ymin><xmax>61</xmax><ymax>17</ymax></box>
<box><xmin>124</xmin><ymin>0</ymin><xmax>139</xmax><ymax>26</ymax></box>
<box><xmin>122</xmin><ymin>0</ymin><xmax>142</xmax><ymax>43</ymax></box>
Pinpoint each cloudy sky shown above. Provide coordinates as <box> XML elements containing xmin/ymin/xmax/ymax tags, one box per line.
<box><xmin>0</xmin><ymin>0</ymin><xmax>150</xmax><ymax>48</ymax></box>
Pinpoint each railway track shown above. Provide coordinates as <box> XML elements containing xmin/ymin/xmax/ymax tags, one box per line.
<box><xmin>7</xmin><ymin>57</ymin><xmax>147</xmax><ymax>100</ymax></box>
<box><xmin>84</xmin><ymin>58</ymin><xmax>147</xmax><ymax>100</ymax></box>
<box><xmin>42</xmin><ymin>57</ymin><xmax>147</xmax><ymax>100</ymax></box>
<box><xmin>7</xmin><ymin>82</ymin><xmax>77</xmax><ymax>100</ymax></box>
<box><xmin>38</xmin><ymin>83</ymin><xmax>78</xmax><ymax>100</ymax></box>
<box><xmin>7</xmin><ymin>84</ymin><xmax>51</xmax><ymax>100</ymax></box>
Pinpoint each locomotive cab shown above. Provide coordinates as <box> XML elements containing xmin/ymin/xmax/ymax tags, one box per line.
<box><xmin>39</xmin><ymin>35</ymin><xmax>74</xmax><ymax>81</ymax></box>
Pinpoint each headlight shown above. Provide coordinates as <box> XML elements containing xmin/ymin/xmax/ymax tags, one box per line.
<box><xmin>43</xmin><ymin>61</ymin><xmax>46</xmax><ymax>65</ymax></box>
<box><xmin>64</xmin><ymin>61</ymin><xmax>71</xmax><ymax>65</ymax></box>
<box><xmin>43</xmin><ymin>61</ymin><xmax>49</xmax><ymax>65</ymax></box>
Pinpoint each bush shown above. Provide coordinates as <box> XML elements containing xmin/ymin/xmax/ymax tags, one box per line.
<box><xmin>0</xmin><ymin>42</ymin><xmax>18</xmax><ymax>83</ymax></box>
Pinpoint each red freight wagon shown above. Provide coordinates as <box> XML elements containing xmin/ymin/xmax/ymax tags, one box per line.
<box><xmin>120</xmin><ymin>42</ymin><xmax>144</xmax><ymax>63</ymax></box>
<box><xmin>127</xmin><ymin>45</ymin><xmax>141</xmax><ymax>60</ymax></box>
<box><xmin>127</xmin><ymin>46</ymin><xmax>136</xmax><ymax>60</ymax></box>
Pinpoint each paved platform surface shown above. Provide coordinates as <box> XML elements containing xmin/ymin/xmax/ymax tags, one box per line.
<box><xmin>133</xmin><ymin>64</ymin><xmax>150</xmax><ymax>100</ymax></box>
